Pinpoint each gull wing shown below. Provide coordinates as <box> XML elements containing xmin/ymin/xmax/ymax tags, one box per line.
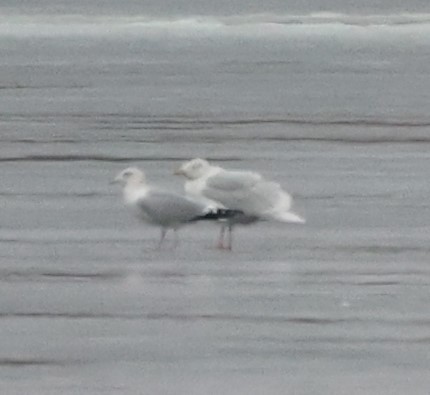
<box><xmin>135</xmin><ymin>189</ymin><xmax>206</xmax><ymax>227</ymax></box>
<box><xmin>203</xmin><ymin>170</ymin><xmax>292</xmax><ymax>217</ymax></box>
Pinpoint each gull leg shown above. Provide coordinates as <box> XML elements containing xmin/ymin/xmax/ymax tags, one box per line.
<box><xmin>158</xmin><ymin>228</ymin><xmax>167</xmax><ymax>249</ymax></box>
<box><xmin>217</xmin><ymin>224</ymin><xmax>226</xmax><ymax>249</ymax></box>
<box><xmin>173</xmin><ymin>228</ymin><xmax>179</xmax><ymax>249</ymax></box>
<box><xmin>226</xmin><ymin>223</ymin><xmax>233</xmax><ymax>251</ymax></box>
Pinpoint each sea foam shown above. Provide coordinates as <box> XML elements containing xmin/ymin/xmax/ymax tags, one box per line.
<box><xmin>1</xmin><ymin>12</ymin><xmax>430</xmax><ymax>39</ymax></box>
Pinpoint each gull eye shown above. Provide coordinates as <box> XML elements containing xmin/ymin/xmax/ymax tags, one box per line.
<box><xmin>123</xmin><ymin>171</ymin><xmax>133</xmax><ymax>178</ymax></box>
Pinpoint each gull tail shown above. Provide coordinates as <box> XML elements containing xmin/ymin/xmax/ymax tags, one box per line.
<box><xmin>273</xmin><ymin>211</ymin><xmax>306</xmax><ymax>224</ymax></box>
<box><xmin>192</xmin><ymin>209</ymin><xmax>243</xmax><ymax>222</ymax></box>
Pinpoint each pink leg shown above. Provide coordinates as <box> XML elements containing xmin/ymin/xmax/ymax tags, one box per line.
<box><xmin>217</xmin><ymin>224</ymin><xmax>226</xmax><ymax>249</ymax></box>
<box><xmin>226</xmin><ymin>224</ymin><xmax>233</xmax><ymax>251</ymax></box>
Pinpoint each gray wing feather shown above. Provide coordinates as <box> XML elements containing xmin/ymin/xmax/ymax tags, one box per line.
<box><xmin>136</xmin><ymin>190</ymin><xmax>206</xmax><ymax>227</ymax></box>
<box><xmin>203</xmin><ymin>171</ymin><xmax>291</xmax><ymax>215</ymax></box>
<box><xmin>205</xmin><ymin>171</ymin><xmax>261</xmax><ymax>191</ymax></box>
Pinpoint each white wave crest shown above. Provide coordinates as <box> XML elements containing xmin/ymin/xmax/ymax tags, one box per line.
<box><xmin>1</xmin><ymin>12</ymin><xmax>430</xmax><ymax>38</ymax></box>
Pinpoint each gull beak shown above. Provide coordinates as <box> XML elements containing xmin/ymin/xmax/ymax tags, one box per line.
<box><xmin>110</xmin><ymin>175</ymin><xmax>122</xmax><ymax>185</ymax></box>
<box><xmin>174</xmin><ymin>167</ymin><xmax>184</xmax><ymax>176</ymax></box>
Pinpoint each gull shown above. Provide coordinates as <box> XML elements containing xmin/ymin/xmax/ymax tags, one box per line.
<box><xmin>113</xmin><ymin>167</ymin><xmax>240</xmax><ymax>247</ymax></box>
<box><xmin>174</xmin><ymin>158</ymin><xmax>305</xmax><ymax>250</ymax></box>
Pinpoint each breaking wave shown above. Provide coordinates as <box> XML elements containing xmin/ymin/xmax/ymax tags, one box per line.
<box><xmin>1</xmin><ymin>12</ymin><xmax>430</xmax><ymax>38</ymax></box>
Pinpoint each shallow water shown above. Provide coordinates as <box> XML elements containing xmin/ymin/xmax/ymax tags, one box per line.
<box><xmin>1</xmin><ymin>2</ymin><xmax>430</xmax><ymax>394</ymax></box>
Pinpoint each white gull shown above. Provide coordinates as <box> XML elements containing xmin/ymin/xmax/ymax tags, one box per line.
<box><xmin>113</xmin><ymin>167</ymin><xmax>239</xmax><ymax>247</ymax></box>
<box><xmin>175</xmin><ymin>158</ymin><xmax>305</xmax><ymax>250</ymax></box>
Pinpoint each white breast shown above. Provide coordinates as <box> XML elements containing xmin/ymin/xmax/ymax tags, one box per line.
<box><xmin>123</xmin><ymin>184</ymin><xmax>149</xmax><ymax>205</ymax></box>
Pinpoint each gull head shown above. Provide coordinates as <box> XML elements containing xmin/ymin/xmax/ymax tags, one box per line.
<box><xmin>113</xmin><ymin>167</ymin><xmax>145</xmax><ymax>186</ymax></box>
<box><xmin>174</xmin><ymin>158</ymin><xmax>211</xmax><ymax>180</ymax></box>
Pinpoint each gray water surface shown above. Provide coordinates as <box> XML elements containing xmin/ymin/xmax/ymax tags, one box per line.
<box><xmin>1</xmin><ymin>3</ymin><xmax>430</xmax><ymax>394</ymax></box>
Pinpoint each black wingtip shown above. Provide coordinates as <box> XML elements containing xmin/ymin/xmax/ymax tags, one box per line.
<box><xmin>192</xmin><ymin>208</ymin><xmax>243</xmax><ymax>222</ymax></box>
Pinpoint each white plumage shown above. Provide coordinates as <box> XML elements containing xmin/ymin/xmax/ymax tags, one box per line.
<box><xmin>175</xmin><ymin>159</ymin><xmax>305</xmax><ymax>249</ymax></box>
<box><xmin>113</xmin><ymin>167</ymin><xmax>237</xmax><ymax>247</ymax></box>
